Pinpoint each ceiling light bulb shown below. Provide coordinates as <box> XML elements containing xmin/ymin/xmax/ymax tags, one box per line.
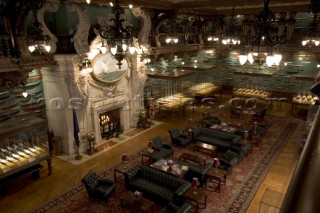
<box><xmin>22</xmin><ymin>92</ymin><xmax>28</xmax><ymax>98</ymax></box>
<box><xmin>266</xmin><ymin>55</ymin><xmax>274</xmax><ymax>67</ymax></box>
<box><xmin>239</xmin><ymin>55</ymin><xmax>248</xmax><ymax>65</ymax></box>
<box><xmin>166</xmin><ymin>38</ymin><xmax>171</xmax><ymax>43</ymax></box>
<box><xmin>28</xmin><ymin>45</ymin><xmax>36</xmax><ymax>52</ymax></box>
<box><xmin>302</xmin><ymin>40</ymin><xmax>307</xmax><ymax>46</ymax></box>
<box><xmin>86</xmin><ymin>0</ymin><xmax>90</xmax><ymax>4</ymax></box>
<box><xmin>110</xmin><ymin>2</ymin><xmax>114</xmax><ymax>7</ymax></box>
<box><xmin>129</xmin><ymin>4</ymin><xmax>133</xmax><ymax>9</ymax></box>
<box><xmin>248</xmin><ymin>53</ymin><xmax>254</xmax><ymax>64</ymax></box>
<box><xmin>208</xmin><ymin>37</ymin><xmax>213</xmax><ymax>41</ymax></box>
<box><xmin>100</xmin><ymin>46</ymin><xmax>107</xmax><ymax>54</ymax></box>
<box><xmin>173</xmin><ymin>38</ymin><xmax>178</xmax><ymax>43</ymax></box>
<box><xmin>273</xmin><ymin>54</ymin><xmax>282</xmax><ymax>66</ymax></box>
<box><xmin>44</xmin><ymin>45</ymin><xmax>51</xmax><ymax>52</ymax></box>
<box><xmin>122</xmin><ymin>43</ymin><xmax>127</xmax><ymax>51</ymax></box>
<box><xmin>110</xmin><ymin>46</ymin><xmax>117</xmax><ymax>55</ymax></box>
<box><xmin>315</xmin><ymin>41</ymin><xmax>320</xmax><ymax>46</ymax></box>
<box><xmin>129</xmin><ymin>46</ymin><xmax>136</xmax><ymax>54</ymax></box>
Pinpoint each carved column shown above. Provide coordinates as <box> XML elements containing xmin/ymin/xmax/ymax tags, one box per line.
<box><xmin>38</xmin><ymin>0</ymin><xmax>60</xmax><ymax>54</ymax></box>
<box><xmin>131</xmin><ymin>7</ymin><xmax>152</xmax><ymax>47</ymax></box>
<box><xmin>66</xmin><ymin>2</ymin><xmax>90</xmax><ymax>55</ymax></box>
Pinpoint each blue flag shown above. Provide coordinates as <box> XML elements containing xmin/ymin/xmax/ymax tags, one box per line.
<box><xmin>73</xmin><ymin>109</ymin><xmax>80</xmax><ymax>147</ymax></box>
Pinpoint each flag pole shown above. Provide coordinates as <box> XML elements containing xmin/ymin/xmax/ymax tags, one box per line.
<box><xmin>73</xmin><ymin>108</ymin><xmax>82</xmax><ymax>160</ymax></box>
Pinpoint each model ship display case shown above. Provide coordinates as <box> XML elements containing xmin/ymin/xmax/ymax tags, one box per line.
<box><xmin>0</xmin><ymin>116</ymin><xmax>52</xmax><ymax>185</ymax></box>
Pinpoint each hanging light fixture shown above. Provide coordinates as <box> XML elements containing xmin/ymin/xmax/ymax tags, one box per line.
<box><xmin>27</xmin><ymin>10</ymin><xmax>51</xmax><ymax>54</ymax></box>
<box><xmin>207</xmin><ymin>18</ymin><xmax>221</xmax><ymax>43</ymax></box>
<box><xmin>96</xmin><ymin>0</ymin><xmax>138</xmax><ymax>69</ymax></box>
<box><xmin>239</xmin><ymin>0</ymin><xmax>285</xmax><ymax>67</ymax></box>
<box><xmin>301</xmin><ymin>14</ymin><xmax>320</xmax><ymax>47</ymax></box>
<box><xmin>165</xmin><ymin>20</ymin><xmax>179</xmax><ymax>44</ymax></box>
<box><xmin>222</xmin><ymin>7</ymin><xmax>241</xmax><ymax>46</ymax></box>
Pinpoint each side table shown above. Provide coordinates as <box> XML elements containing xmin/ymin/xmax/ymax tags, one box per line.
<box><xmin>205</xmin><ymin>167</ymin><xmax>227</xmax><ymax>193</ymax></box>
<box><xmin>114</xmin><ymin>164</ymin><xmax>130</xmax><ymax>183</ymax></box>
<box><xmin>183</xmin><ymin>187</ymin><xmax>207</xmax><ymax>213</ymax></box>
<box><xmin>141</xmin><ymin>149</ymin><xmax>156</xmax><ymax>165</ymax></box>
<box><xmin>183</xmin><ymin>128</ymin><xmax>194</xmax><ymax>142</ymax></box>
<box><xmin>121</xmin><ymin>191</ymin><xmax>154</xmax><ymax>213</ymax></box>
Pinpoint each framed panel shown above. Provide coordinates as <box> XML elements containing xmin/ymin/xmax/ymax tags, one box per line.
<box><xmin>91</xmin><ymin>53</ymin><xmax>129</xmax><ymax>84</ymax></box>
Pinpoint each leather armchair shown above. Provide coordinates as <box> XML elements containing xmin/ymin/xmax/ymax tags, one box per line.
<box><xmin>168</xmin><ymin>128</ymin><xmax>191</xmax><ymax>147</ymax></box>
<box><xmin>251</xmin><ymin>108</ymin><xmax>267</xmax><ymax>122</ymax></box>
<box><xmin>160</xmin><ymin>202</ymin><xmax>192</xmax><ymax>213</ymax></box>
<box><xmin>218</xmin><ymin>149</ymin><xmax>239</xmax><ymax>175</ymax></box>
<box><xmin>230</xmin><ymin>106</ymin><xmax>241</xmax><ymax>119</ymax></box>
<box><xmin>150</xmin><ymin>136</ymin><xmax>174</xmax><ymax>161</ymax></box>
<box><xmin>81</xmin><ymin>170</ymin><xmax>115</xmax><ymax>200</ymax></box>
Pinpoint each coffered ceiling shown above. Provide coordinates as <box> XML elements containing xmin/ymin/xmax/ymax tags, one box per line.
<box><xmin>83</xmin><ymin>0</ymin><xmax>316</xmax><ymax>15</ymax></box>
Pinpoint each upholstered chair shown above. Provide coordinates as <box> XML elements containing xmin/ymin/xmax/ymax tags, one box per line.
<box><xmin>230</xmin><ymin>106</ymin><xmax>241</xmax><ymax>119</ymax></box>
<box><xmin>168</xmin><ymin>128</ymin><xmax>191</xmax><ymax>147</ymax></box>
<box><xmin>251</xmin><ymin>108</ymin><xmax>267</xmax><ymax>123</ymax></box>
<box><xmin>160</xmin><ymin>202</ymin><xmax>192</xmax><ymax>213</ymax></box>
<box><xmin>81</xmin><ymin>170</ymin><xmax>115</xmax><ymax>200</ymax></box>
<box><xmin>218</xmin><ymin>149</ymin><xmax>239</xmax><ymax>175</ymax></box>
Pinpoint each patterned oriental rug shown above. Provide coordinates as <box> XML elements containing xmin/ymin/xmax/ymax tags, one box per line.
<box><xmin>29</xmin><ymin>116</ymin><xmax>299</xmax><ymax>213</ymax></box>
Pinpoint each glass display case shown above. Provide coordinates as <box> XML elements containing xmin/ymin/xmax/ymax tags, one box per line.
<box><xmin>0</xmin><ymin>116</ymin><xmax>51</xmax><ymax>180</ymax></box>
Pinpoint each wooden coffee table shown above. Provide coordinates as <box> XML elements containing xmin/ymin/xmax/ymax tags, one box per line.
<box><xmin>193</xmin><ymin>142</ymin><xmax>218</xmax><ymax>157</ymax></box>
<box><xmin>120</xmin><ymin>191</ymin><xmax>154</xmax><ymax>213</ymax></box>
<box><xmin>205</xmin><ymin>167</ymin><xmax>227</xmax><ymax>193</ymax></box>
<box><xmin>183</xmin><ymin>187</ymin><xmax>207</xmax><ymax>213</ymax></box>
<box><xmin>179</xmin><ymin>152</ymin><xmax>206</xmax><ymax>166</ymax></box>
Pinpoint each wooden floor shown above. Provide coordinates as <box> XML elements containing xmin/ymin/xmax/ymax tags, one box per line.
<box><xmin>0</xmin><ymin>94</ymin><xmax>308</xmax><ymax>213</ymax></box>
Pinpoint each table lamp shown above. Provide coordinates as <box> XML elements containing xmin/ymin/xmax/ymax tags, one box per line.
<box><xmin>148</xmin><ymin>141</ymin><xmax>154</xmax><ymax>149</ymax></box>
<box><xmin>253</xmin><ymin>122</ymin><xmax>258</xmax><ymax>133</ymax></box>
<box><xmin>122</xmin><ymin>153</ymin><xmax>129</xmax><ymax>168</ymax></box>
<box><xmin>192</xmin><ymin>177</ymin><xmax>200</xmax><ymax>194</ymax></box>
<box><xmin>213</xmin><ymin>158</ymin><xmax>220</xmax><ymax>170</ymax></box>
<box><xmin>244</xmin><ymin>130</ymin><xmax>249</xmax><ymax>143</ymax></box>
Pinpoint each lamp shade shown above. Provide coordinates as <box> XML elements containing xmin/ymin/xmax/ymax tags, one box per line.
<box><xmin>148</xmin><ymin>141</ymin><xmax>154</xmax><ymax>148</ymax></box>
<box><xmin>266</xmin><ymin>55</ymin><xmax>274</xmax><ymax>67</ymax></box>
<box><xmin>213</xmin><ymin>158</ymin><xmax>220</xmax><ymax>167</ymax></box>
<box><xmin>122</xmin><ymin>154</ymin><xmax>129</xmax><ymax>162</ymax></box>
<box><xmin>244</xmin><ymin>130</ymin><xmax>249</xmax><ymax>138</ymax></box>
<box><xmin>192</xmin><ymin>177</ymin><xmax>200</xmax><ymax>188</ymax></box>
<box><xmin>248</xmin><ymin>53</ymin><xmax>254</xmax><ymax>64</ymax></box>
<box><xmin>239</xmin><ymin>55</ymin><xmax>248</xmax><ymax>65</ymax></box>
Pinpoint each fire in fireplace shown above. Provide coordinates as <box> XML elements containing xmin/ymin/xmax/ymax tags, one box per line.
<box><xmin>99</xmin><ymin>108</ymin><xmax>121</xmax><ymax>139</ymax></box>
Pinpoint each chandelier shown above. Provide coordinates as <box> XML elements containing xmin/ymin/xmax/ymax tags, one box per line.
<box><xmin>222</xmin><ymin>7</ymin><xmax>240</xmax><ymax>46</ymax></box>
<box><xmin>96</xmin><ymin>0</ymin><xmax>137</xmax><ymax>69</ymax></box>
<box><xmin>27</xmin><ymin>10</ymin><xmax>51</xmax><ymax>54</ymax></box>
<box><xmin>239</xmin><ymin>0</ymin><xmax>285</xmax><ymax>67</ymax></box>
<box><xmin>302</xmin><ymin>14</ymin><xmax>320</xmax><ymax>47</ymax></box>
<box><xmin>165</xmin><ymin>20</ymin><xmax>179</xmax><ymax>44</ymax></box>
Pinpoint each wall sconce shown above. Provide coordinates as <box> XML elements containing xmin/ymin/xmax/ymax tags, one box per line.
<box><xmin>79</xmin><ymin>58</ymin><xmax>93</xmax><ymax>73</ymax></box>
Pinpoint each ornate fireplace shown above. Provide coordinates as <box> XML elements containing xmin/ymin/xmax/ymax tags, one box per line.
<box><xmin>99</xmin><ymin>108</ymin><xmax>121</xmax><ymax>139</ymax></box>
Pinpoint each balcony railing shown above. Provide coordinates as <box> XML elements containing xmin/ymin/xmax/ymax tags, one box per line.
<box><xmin>280</xmin><ymin>105</ymin><xmax>320</xmax><ymax>212</ymax></box>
